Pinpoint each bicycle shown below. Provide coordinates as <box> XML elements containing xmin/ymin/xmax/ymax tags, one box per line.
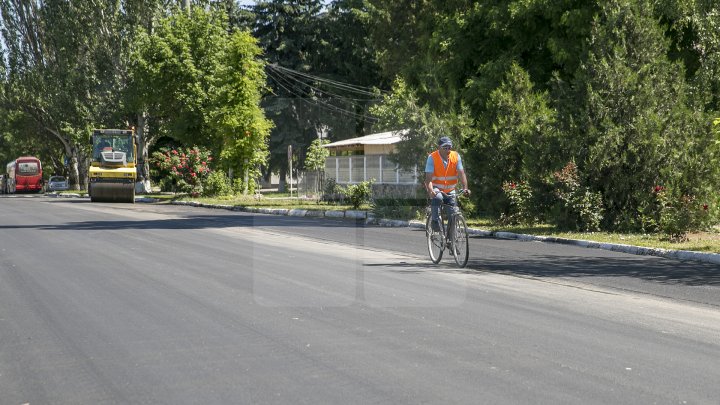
<box><xmin>425</xmin><ymin>190</ymin><xmax>469</xmax><ymax>268</ymax></box>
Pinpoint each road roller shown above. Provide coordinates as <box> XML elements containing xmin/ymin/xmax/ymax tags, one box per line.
<box><xmin>88</xmin><ymin>129</ymin><xmax>137</xmax><ymax>203</ymax></box>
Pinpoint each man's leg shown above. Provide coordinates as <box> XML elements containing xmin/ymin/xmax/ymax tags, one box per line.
<box><xmin>444</xmin><ymin>193</ymin><xmax>456</xmax><ymax>234</ymax></box>
<box><xmin>431</xmin><ymin>190</ymin><xmax>443</xmax><ymax>231</ymax></box>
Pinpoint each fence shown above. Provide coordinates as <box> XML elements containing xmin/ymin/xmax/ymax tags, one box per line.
<box><xmin>292</xmin><ymin>155</ymin><xmax>420</xmax><ymax>199</ymax></box>
<box><xmin>324</xmin><ymin>155</ymin><xmax>418</xmax><ymax>185</ymax></box>
<box><xmin>297</xmin><ymin>170</ymin><xmax>323</xmax><ymax>198</ymax></box>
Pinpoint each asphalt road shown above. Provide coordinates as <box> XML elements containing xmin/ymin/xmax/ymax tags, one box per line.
<box><xmin>1</xmin><ymin>195</ymin><xmax>719</xmax><ymax>404</ymax></box>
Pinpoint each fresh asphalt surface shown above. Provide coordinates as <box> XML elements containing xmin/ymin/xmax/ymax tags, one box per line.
<box><xmin>1</xmin><ymin>195</ymin><xmax>719</xmax><ymax>404</ymax></box>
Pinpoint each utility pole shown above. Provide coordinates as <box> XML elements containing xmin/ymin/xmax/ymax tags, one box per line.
<box><xmin>288</xmin><ymin>144</ymin><xmax>293</xmax><ymax>198</ymax></box>
<box><xmin>182</xmin><ymin>0</ymin><xmax>190</xmax><ymax>12</ymax></box>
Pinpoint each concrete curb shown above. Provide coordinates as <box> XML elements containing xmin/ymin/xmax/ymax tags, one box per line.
<box><xmin>168</xmin><ymin>200</ymin><xmax>720</xmax><ymax>265</ymax></box>
<box><xmin>492</xmin><ymin>231</ymin><xmax>720</xmax><ymax>265</ymax></box>
<box><xmin>45</xmin><ymin>193</ymin><xmax>84</xmax><ymax>198</ymax></box>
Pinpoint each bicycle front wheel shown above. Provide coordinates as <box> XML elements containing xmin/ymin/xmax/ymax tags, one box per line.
<box><xmin>452</xmin><ymin>215</ymin><xmax>469</xmax><ymax>268</ymax></box>
<box><xmin>426</xmin><ymin>215</ymin><xmax>444</xmax><ymax>264</ymax></box>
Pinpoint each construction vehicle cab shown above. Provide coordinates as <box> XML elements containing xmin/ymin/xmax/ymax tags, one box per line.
<box><xmin>88</xmin><ymin>129</ymin><xmax>137</xmax><ymax>203</ymax></box>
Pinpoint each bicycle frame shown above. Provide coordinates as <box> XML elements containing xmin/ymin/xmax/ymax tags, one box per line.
<box><xmin>425</xmin><ymin>190</ymin><xmax>469</xmax><ymax>267</ymax></box>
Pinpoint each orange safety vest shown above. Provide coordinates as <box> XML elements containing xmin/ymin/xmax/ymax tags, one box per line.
<box><xmin>430</xmin><ymin>150</ymin><xmax>459</xmax><ymax>192</ymax></box>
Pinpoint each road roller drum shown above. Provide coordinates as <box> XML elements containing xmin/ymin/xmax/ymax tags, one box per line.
<box><xmin>89</xmin><ymin>181</ymin><xmax>135</xmax><ymax>203</ymax></box>
<box><xmin>88</xmin><ymin>129</ymin><xmax>138</xmax><ymax>204</ymax></box>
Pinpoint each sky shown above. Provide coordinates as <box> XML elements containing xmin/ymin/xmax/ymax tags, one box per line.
<box><xmin>236</xmin><ymin>0</ymin><xmax>331</xmax><ymax>6</ymax></box>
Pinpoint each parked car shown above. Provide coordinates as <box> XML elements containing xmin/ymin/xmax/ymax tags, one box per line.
<box><xmin>47</xmin><ymin>175</ymin><xmax>69</xmax><ymax>191</ymax></box>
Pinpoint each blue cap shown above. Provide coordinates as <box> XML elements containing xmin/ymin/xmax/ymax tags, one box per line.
<box><xmin>438</xmin><ymin>136</ymin><xmax>453</xmax><ymax>147</ymax></box>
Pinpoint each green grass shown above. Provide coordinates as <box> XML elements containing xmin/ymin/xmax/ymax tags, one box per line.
<box><xmin>174</xmin><ymin>193</ymin><xmax>368</xmax><ymax>211</ymax></box>
<box><xmin>464</xmin><ymin>219</ymin><xmax>720</xmax><ymax>253</ymax></box>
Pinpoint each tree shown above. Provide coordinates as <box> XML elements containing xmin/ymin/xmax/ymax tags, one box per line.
<box><xmin>562</xmin><ymin>0</ymin><xmax>718</xmax><ymax>229</ymax></box>
<box><xmin>467</xmin><ymin>63</ymin><xmax>559</xmax><ymax>215</ymax></box>
<box><xmin>129</xmin><ymin>5</ymin><xmax>272</xmax><ymax>187</ymax></box>
<box><xmin>370</xmin><ymin>78</ymin><xmax>473</xmax><ymax>183</ymax></box>
<box><xmin>316</xmin><ymin>0</ymin><xmax>385</xmax><ymax>137</ymax></box>
<box><xmin>304</xmin><ymin>137</ymin><xmax>329</xmax><ymax>196</ymax></box>
<box><xmin>251</xmin><ymin>0</ymin><xmax>324</xmax><ymax>191</ymax></box>
<box><xmin>0</xmin><ymin>0</ymin><xmax>133</xmax><ymax>190</ymax></box>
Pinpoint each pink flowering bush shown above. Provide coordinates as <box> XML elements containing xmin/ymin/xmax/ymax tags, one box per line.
<box><xmin>651</xmin><ymin>186</ymin><xmax>713</xmax><ymax>241</ymax></box>
<box><xmin>500</xmin><ymin>180</ymin><xmax>535</xmax><ymax>225</ymax></box>
<box><xmin>150</xmin><ymin>146</ymin><xmax>212</xmax><ymax>196</ymax></box>
<box><xmin>550</xmin><ymin>162</ymin><xmax>604</xmax><ymax>232</ymax></box>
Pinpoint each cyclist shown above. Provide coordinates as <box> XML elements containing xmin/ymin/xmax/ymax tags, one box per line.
<box><xmin>424</xmin><ymin>136</ymin><xmax>471</xmax><ymax>231</ymax></box>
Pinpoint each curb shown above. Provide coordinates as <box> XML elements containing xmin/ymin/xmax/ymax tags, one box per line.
<box><xmin>168</xmin><ymin>200</ymin><xmax>720</xmax><ymax>265</ymax></box>
<box><xmin>492</xmin><ymin>231</ymin><xmax>720</xmax><ymax>265</ymax></box>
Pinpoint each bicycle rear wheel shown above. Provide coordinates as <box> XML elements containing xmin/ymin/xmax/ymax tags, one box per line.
<box><xmin>452</xmin><ymin>214</ymin><xmax>469</xmax><ymax>268</ymax></box>
<box><xmin>426</xmin><ymin>215</ymin><xmax>444</xmax><ymax>263</ymax></box>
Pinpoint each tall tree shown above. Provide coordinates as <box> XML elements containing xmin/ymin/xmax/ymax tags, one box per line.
<box><xmin>251</xmin><ymin>0</ymin><xmax>323</xmax><ymax>190</ymax></box>
<box><xmin>562</xmin><ymin>0</ymin><xmax>718</xmax><ymax>229</ymax></box>
<box><xmin>315</xmin><ymin>0</ymin><xmax>385</xmax><ymax>138</ymax></box>
<box><xmin>129</xmin><ymin>5</ymin><xmax>272</xmax><ymax>184</ymax></box>
<box><xmin>0</xmin><ymin>0</ymin><xmax>140</xmax><ymax>190</ymax></box>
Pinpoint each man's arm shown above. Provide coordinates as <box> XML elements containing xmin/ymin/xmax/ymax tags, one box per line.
<box><xmin>458</xmin><ymin>169</ymin><xmax>471</xmax><ymax>196</ymax></box>
<box><xmin>425</xmin><ymin>172</ymin><xmax>436</xmax><ymax>198</ymax></box>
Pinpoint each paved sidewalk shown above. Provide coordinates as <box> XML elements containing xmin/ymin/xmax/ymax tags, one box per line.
<box><xmin>170</xmin><ymin>200</ymin><xmax>720</xmax><ymax>266</ymax></box>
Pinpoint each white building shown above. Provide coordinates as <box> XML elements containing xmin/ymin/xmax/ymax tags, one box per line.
<box><xmin>323</xmin><ymin>130</ymin><xmax>419</xmax><ymax>185</ymax></box>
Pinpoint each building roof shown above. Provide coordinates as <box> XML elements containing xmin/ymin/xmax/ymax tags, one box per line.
<box><xmin>323</xmin><ymin>130</ymin><xmax>408</xmax><ymax>148</ymax></box>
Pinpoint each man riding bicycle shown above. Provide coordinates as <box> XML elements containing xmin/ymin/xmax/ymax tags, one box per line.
<box><xmin>424</xmin><ymin>136</ymin><xmax>471</xmax><ymax>232</ymax></box>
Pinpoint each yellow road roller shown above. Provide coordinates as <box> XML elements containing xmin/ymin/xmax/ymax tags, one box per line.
<box><xmin>88</xmin><ymin>128</ymin><xmax>137</xmax><ymax>203</ymax></box>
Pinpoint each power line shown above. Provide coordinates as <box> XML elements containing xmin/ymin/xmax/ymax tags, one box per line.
<box><xmin>264</xmin><ymin>65</ymin><xmax>380</xmax><ymax>122</ymax></box>
<box><xmin>264</xmin><ymin>68</ymin><xmax>379</xmax><ymax>123</ymax></box>
<box><xmin>267</xmin><ymin>65</ymin><xmax>380</xmax><ymax>106</ymax></box>
<box><xmin>266</xmin><ymin>65</ymin><xmax>382</xmax><ymax>105</ymax></box>
<box><xmin>267</xmin><ymin>63</ymin><xmax>386</xmax><ymax>98</ymax></box>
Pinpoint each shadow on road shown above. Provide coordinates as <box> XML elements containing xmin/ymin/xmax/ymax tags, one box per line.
<box><xmin>465</xmin><ymin>254</ymin><xmax>720</xmax><ymax>286</ymax></box>
<box><xmin>0</xmin><ymin>213</ymin><xmax>367</xmax><ymax>231</ymax></box>
<box><xmin>8</xmin><ymin>198</ymin><xmax>720</xmax><ymax>288</ymax></box>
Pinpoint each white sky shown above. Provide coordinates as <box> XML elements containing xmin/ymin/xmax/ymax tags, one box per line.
<box><xmin>236</xmin><ymin>0</ymin><xmax>330</xmax><ymax>7</ymax></box>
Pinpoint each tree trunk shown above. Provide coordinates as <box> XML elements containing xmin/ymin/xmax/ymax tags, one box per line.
<box><xmin>63</xmin><ymin>143</ymin><xmax>82</xmax><ymax>191</ymax></box>
<box><xmin>135</xmin><ymin>112</ymin><xmax>152</xmax><ymax>193</ymax></box>
<box><xmin>77</xmin><ymin>148</ymin><xmax>88</xmax><ymax>190</ymax></box>
<box><xmin>243</xmin><ymin>159</ymin><xmax>249</xmax><ymax>195</ymax></box>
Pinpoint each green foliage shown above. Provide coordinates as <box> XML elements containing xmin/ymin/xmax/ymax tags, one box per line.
<box><xmin>305</xmin><ymin>139</ymin><xmax>330</xmax><ymax>172</ymax></box>
<box><xmin>500</xmin><ymin>181</ymin><xmax>536</xmax><ymax>226</ymax></box>
<box><xmin>251</xmin><ymin>0</ymin><xmax>325</xmax><ymax>182</ymax></box>
<box><xmin>203</xmin><ymin>171</ymin><xmax>233</xmax><ymax>197</ymax></box>
<box><xmin>646</xmin><ymin>186</ymin><xmax>715</xmax><ymax>241</ymax></box>
<box><xmin>346</xmin><ymin>180</ymin><xmax>374</xmax><ymax>209</ymax></box>
<box><xmin>0</xmin><ymin>0</ymin><xmax>137</xmax><ymax>188</ymax></box>
<box><xmin>322</xmin><ymin>177</ymin><xmax>346</xmax><ymax>203</ymax></box>
<box><xmin>555</xmin><ymin>0</ymin><xmax>718</xmax><ymax>231</ymax></box>
<box><xmin>232</xmin><ymin>177</ymin><xmax>257</xmax><ymax>195</ymax></box>
<box><xmin>468</xmin><ymin>63</ymin><xmax>558</xmax><ymax>215</ymax></box>
<box><xmin>150</xmin><ymin>146</ymin><xmax>212</xmax><ymax>196</ymax></box>
<box><xmin>130</xmin><ymin>6</ymin><xmax>271</xmax><ymax>178</ymax></box>
<box><xmin>370</xmin><ymin>78</ymin><xmax>473</xmax><ymax>172</ymax></box>
<box><xmin>372</xmin><ymin>198</ymin><xmax>427</xmax><ymax>220</ymax></box>
<box><xmin>316</xmin><ymin>0</ymin><xmax>384</xmax><ymax>137</ymax></box>
<box><xmin>550</xmin><ymin>162</ymin><xmax>604</xmax><ymax>232</ymax></box>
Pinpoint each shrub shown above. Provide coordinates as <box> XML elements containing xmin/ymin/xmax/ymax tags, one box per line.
<box><xmin>322</xmin><ymin>177</ymin><xmax>346</xmax><ymax>203</ymax></box>
<box><xmin>151</xmin><ymin>146</ymin><xmax>212</xmax><ymax>196</ymax></box>
<box><xmin>372</xmin><ymin>198</ymin><xmax>427</xmax><ymax>220</ymax></box>
<box><xmin>231</xmin><ymin>177</ymin><xmax>257</xmax><ymax>195</ymax></box>
<box><xmin>653</xmin><ymin>186</ymin><xmax>713</xmax><ymax>241</ymax></box>
<box><xmin>499</xmin><ymin>181</ymin><xmax>535</xmax><ymax>225</ymax></box>
<box><xmin>550</xmin><ymin>162</ymin><xmax>604</xmax><ymax>232</ymax></box>
<box><xmin>202</xmin><ymin>170</ymin><xmax>233</xmax><ymax>197</ymax></box>
<box><xmin>346</xmin><ymin>180</ymin><xmax>374</xmax><ymax>209</ymax></box>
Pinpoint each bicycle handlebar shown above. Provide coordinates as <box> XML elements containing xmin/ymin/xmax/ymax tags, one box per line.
<box><xmin>434</xmin><ymin>188</ymin><xmax>468</xmax><ymax>197</ymax></box>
